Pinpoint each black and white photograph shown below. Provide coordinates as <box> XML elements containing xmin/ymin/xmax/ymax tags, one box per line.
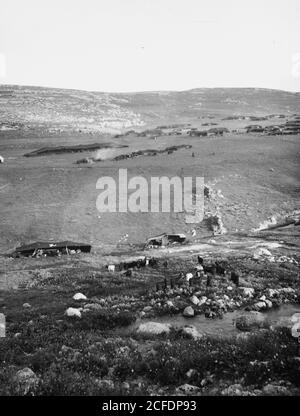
<box><xmin>0</xmin><ymin>0</ymin><xmax>300</xmax><ymax>403</ymax></box>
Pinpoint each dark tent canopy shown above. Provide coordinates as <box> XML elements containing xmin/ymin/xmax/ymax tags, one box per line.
<box><xmin>12</xmin><ymin>241</ymin><xmax>92</xmax><ymax>257</ymax></box>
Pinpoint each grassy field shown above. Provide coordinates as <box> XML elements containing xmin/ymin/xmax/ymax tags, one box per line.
<box><xmin>1</xmin><ymin>130</ymin><xmax>299</xmax><ymax>254</ymax></box>
<box><xmin>0</xmin><ymin>254</ymin><xmax>300</xmax><ymax>396</ymax></box>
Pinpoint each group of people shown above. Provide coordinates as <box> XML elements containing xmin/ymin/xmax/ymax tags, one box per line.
<box><xmin>179</xmin><ymin>256</ymin><xmax>240</xmax><ymax>289</ymax></box>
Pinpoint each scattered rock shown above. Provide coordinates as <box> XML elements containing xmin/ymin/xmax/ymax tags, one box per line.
<box><xmin>221</xmin><ymin>384</ymin><xmax>243</xmax><ymax>396</ymax></box>
<box><xmin>137</xmin><ymin>322</ymin><xmax>171</xmax><ymax>335</ymax></box>
<box><xmin>235</xmin><ymin>312</ymin><xmax>266</xmax><ymax>331</ymax></box>
<box><xmin>65</xmin><ymin>307</ymin><xmax>82</xmax><ymax>318</ymax></box>
<box><xmin>73</xmin><ymin>293</ymin><xmax>87</xmax><ymax>301</ymax></box>
<box><xmin>121</xmin><ymin>381</ymin><xmax>130</xmax><ymax>390</ymax></box>
<box><xmin>253</xmin><ymin>248</ymin><xmax>272</xmax><ymax>259</ymax></box>
<box><xmin>198</xmin><ymin>296</ymin><xmax>208</xmax><ymax>306</ymax></box>
<box><xmin>166</xmin><ymin>300</ymin><xmax>175</xmax><ymax>308</ymax></box>
<box><xmin>262</xmin><ymin>384</ymin><xmax>290</xmax><ymax>396</ymax></box>
<box><xmin>176</xmin><ymin>384</ymin><xmax>200</xmax><ymax>395</ymax></box>
<box><xmin>96</xmin><ymin>379</ymin><xmax>115</xmax><ymax>391</ymax></box>
<box><xmin>60</xmin><ymin>345</ymin><xmax>75</xmax><ymax>354</ymax></box>
<box><xmin>183</xmin><ymin>306</ymin><xmax>195</xmax><ymax>318</ymax></box>
<box><xmin>280</xmin><ymin>287</ymin><xmax>295</xmax><ymax>294</ymax></box>
<box><xmin>186</xmin><ymin>369</ymin><xmax>198</xmax><ymax>379</ymax></box>
<box><xmin>267</xmin><ymin>289</ymin><xmax>278</xmax><ymax>298</ymax></box>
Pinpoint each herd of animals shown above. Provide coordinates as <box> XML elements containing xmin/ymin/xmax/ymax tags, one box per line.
<box><xmin>107</xmin><ymin>255</ymin><xmax>240</xmax><ymax>292</ymax></box>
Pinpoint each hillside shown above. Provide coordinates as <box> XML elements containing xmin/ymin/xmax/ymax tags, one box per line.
<box><xmin>1</xmin><ymin>85</ymin><xmax>300</xmax><ymax>133</ymax></box>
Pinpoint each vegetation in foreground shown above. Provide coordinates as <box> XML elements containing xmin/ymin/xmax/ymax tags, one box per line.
<box><xmin>0</xmin><ymin>255</ymin><xmax>300</xmax><ymax>396</ymax></box>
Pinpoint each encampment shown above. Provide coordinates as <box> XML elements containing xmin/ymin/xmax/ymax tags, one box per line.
<box><xmin>11</xmin><ymin>241</ymin><xmax>92</xmax><ymax>257</ymax></box>
<box><xmin>144</xmin><ymin>233</ymin><xmax>186</xmax><ymax>248</ymax></box>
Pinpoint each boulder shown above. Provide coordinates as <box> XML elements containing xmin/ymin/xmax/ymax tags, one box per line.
<box><xmin>291</xmin><ymin>321</ymin><xmax>300</xmax><ymax>338</ymax></box>
<box><xmin>73</xmin><ymin>293</ymin><xmax>87</xmax><ymax>301</ymax></box>
<box><xmin>137</xmin><ymin>322</ymin><xmax>171</xmax><ymax>335</ymax></box>
<box><xmin>23</xmin><ymin>303</ymin><xmax>31</xmax><ymax>308</ymax></box>
<box><xmin>240</xmin><ymin>287</ymin><xmax>255</xmax><ymax>298</ymax></box>
<box><xmin>166</xmin><ymin>300</ymin><xmax>175</xmax><ymax>308</ymax></box>
<box><xmin>235</xmin><ymin>312</ymin><xmax>266</xmax><ymax>331</ymax></box>
<box><xmin>181</xmin><ymin>325</ymin><xmax>203</xmax><ymax>340</ymax></box>
<box><xmin>265</xmin><ymin>299</ymin><xmax>273</xmax><ymax>309</ymax></box>
<box><xmin>14</xmin><ymin>368</ymin><xmax>39</xmax><ymax>395</ymax></box>
<box><xmin>267</xmin><ymin>289</ymin><xmax>278</xmax><ymax>298</ymax></box>
<box><xmin>198</xmin><ymin>296</ymin><xmax>208</xmax><ymax>306</ymax></box>
<box><xmin>183</xmin><ymin>306</ymin><xmax>195</xmax><ymax>317</ymax></box>
<box><xmin>65</xmin><ymin>307</ymin><xmax>82</xmax><ymax>318</ymax></box>
<box><xmin>254</xmin><ymin>301</ymin><xmax>266</xmax><ymax>310</ymax></box>
<box><xmin>190</xmin><ymin>295</ymin><xmax>200</xmax><ymax>306</ymax></box>
<box><xmin>176</xmin><ymin>384</ymin><xmax>200</xmax><ymax>395</ymax></box>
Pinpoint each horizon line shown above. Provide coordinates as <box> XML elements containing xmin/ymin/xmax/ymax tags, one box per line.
<box><xmin>0</xmin><ymin>82</ymin><xmax>299</xmax><ymax>95</ymax></box>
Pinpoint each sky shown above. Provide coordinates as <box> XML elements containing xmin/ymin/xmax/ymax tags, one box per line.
<box><xmin>0</xmin><ymin>0</ymin><xmax>300</xmax><ymax>92</ymax></box>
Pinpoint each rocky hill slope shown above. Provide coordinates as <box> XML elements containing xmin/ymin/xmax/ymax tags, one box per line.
<box><xmin>1</xmin><ymin>85</ymin><xmax>299</xmax><ymax>133</ymax></box>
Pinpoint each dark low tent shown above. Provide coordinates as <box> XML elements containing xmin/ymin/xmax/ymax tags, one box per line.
<box><xmin>12</xmin><ymin>241</ymin><xmax>92</xmax><ymax>257</ymax></box>
<box><xmin>144</xmin><ymin>233</ymin><xmax>186</xmax><ymax>248</ymax></box>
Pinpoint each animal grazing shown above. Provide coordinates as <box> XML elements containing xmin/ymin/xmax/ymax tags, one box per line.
<box><xmin>206</xmin><ymin>275</ymin><xmax>213</xmax><ymax>287</ymax></box>
<box><xmin>197</xmin><ymin>256</ymin><xmax>204</xmax><ymax>265</ymax></box>
<box><xmin>107</xmin><ymin>264</ymin><xmax>115</xmax><ymax>272</ymax></box>
<box><xmin>230</xmin><ymin>271</ymin><xmax>239</xmax><ymax>286</ymax></box>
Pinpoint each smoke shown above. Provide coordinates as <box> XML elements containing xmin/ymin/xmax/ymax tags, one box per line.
<box><xmin>93</xmin><ymin>148</ymin><xmax>119</xmax><ymax>161</ymax></box>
